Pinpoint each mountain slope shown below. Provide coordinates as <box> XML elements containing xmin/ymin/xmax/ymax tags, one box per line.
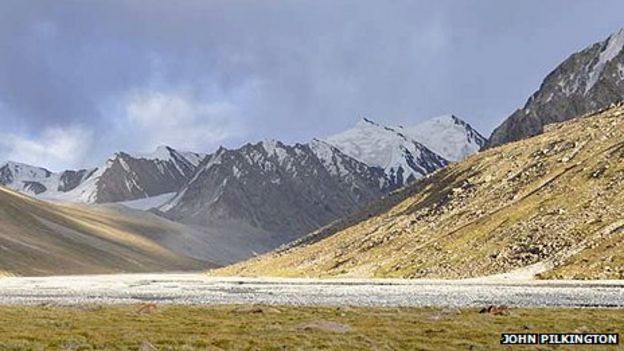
<box><xmin>489</xmin><ymin>28</ymin><xmax>624</xmax><ymax>147</ymax></box>
<box><xmin>219</xmin><ymin>105</ymin><xmax>624</xmax><ymax>279</ymax></box>
<box><xmin>0</xmin><ymin>186</ymin><xmax>214</xmax><ymax>276</ymax></box>
<box><xmin>325</xmin><ymin>118</ymin><xmax>449</xmax><ymax>186</ymax></box>
<box><xmin>161</xmin><ymin>140</ymin><xmax>388</xmax><ymax>238</ymax></box>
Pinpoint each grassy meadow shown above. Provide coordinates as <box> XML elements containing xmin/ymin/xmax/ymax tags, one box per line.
<box><xmin>0</xmin><ymin>305</ymin><xmax>622</xmax><ymax>350</ymax></box>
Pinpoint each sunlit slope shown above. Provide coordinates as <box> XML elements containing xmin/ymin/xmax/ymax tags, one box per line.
<box><xmin>219</xmin><ymin>105</ymin><xmax>624</xmax><ymax>279</ymax></box>
<box><xmin>0</xmin><ymin>187</ymin><xmax>211</xmax><ymax>276</ymax></box>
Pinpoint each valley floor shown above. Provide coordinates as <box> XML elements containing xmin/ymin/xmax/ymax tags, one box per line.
<box><xmin>0</xmin><ymin>304</ymin><xmax>622</xmax><ymax>350</ymax></box>
<box><xmin>0</xmin><ymin>273</ymin><xmax>624</xmax><ymax>308</ymax></box>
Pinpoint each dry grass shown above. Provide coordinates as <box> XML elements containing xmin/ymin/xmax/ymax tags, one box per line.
<box><xmin>218</xmin><ymin>106</ymin><xmax>624</xmax><ymax>279</ymax></box>
<box><xmin>0</xmin><ymin>305</ymin><xmax>622</xmax><ymax>350</ymax></box>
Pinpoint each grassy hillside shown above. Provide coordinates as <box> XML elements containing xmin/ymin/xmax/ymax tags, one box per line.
<box><xmin>218</xmin><ymin>105</ymin><xmax>624</xmax><ymax>279</ymax></box>
<box><xmin>0</xmin><ymin>186</ymin><xmax>212</xmax><ymax>276</ymax></box>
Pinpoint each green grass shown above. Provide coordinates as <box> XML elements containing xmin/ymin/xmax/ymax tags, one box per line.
<box><xmin>0</xmin><ymin>305</ymin><xmax>622</xmax><ymax>350</ymax></box>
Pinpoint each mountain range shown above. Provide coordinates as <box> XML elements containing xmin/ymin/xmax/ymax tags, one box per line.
<box><xmin>1</xmin><ymin>115</ymin><xmax>483</xmax><ymax>206</ymax></box>
<box><xmin>0</xmin><ymin>114</ymin><xmax>484</xmax><ymax>274</ymax></box>
<box><xmin>0</xmin><ymin>146</ymin><xmax>205</xmax><ymax>203</ymax></box>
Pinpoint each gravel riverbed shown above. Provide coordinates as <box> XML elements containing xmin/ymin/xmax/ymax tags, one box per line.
<box><xmin>0</xmin><ymin>273</ymin><xmax>622</xmax><ymax>307</ymax></box>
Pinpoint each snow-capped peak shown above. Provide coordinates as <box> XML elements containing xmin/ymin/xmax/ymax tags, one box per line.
<box><xmin>0</xmin><ymin>161</ymin><xmax>53</xmax><ymax>195</ymax></box>
<box><xmin>132</xmin><ymin>145</ymin><xmax>206</xmax><ymax>167</ymax></box>
<box><xmin>427</xmin><ymin>114</ymin><xmax>464</xmax><ymax>126</ymax></box>
<box><xmin>401</xmin><ymin>114</ymin><xmax>487</xmax><ymax>162</ymax></box>
<box><xmin>324</xmin><ymin>116</ymin><xmax>448</xmax><ymax>186</ymax></box>
<box><xmin>135</xmin><ymin>145</ymin><xmax>175</xmax><ymax>161</ymax></box>
<box><xmin>0</xmin><ymin>161</ymin><xmax>97</xmax><ymax>198</ymax></box>
<box><xmin>0</xmin><ymin>161</ymin><xmax>52</xmax><ymax>180</ymax></box>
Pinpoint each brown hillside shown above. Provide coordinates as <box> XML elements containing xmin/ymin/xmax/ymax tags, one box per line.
<box><xmin>0</xmin><ymin>187</ymin><xmax>212</xmax><ymax>276</ymax></box>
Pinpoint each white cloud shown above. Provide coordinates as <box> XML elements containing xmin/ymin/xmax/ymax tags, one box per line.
<box><xmin>126</xmin><ymin>91</ymin><xmax>244</xmax><ymax>151</ymax></box>
<box><xmin>0</xmin><ymin>126</ymin><xmax>93</xmax><ymax>171</ymax></box>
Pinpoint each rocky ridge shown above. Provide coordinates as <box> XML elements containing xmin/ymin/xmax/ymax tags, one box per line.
<box><xmin>489</xmin><ymin>28</ymin><xmax>624</xmax><ymax>147</ymax></box>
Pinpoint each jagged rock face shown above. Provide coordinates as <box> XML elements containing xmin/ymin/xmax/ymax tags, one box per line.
<box><xmin>22</xmin><ymin>181</ymin><xmax>47</xmax><ymax>195</ymax></box>
<box><xmin>489</xmin><ymin>28</ymin><xmax>624</xmax><ymax>148</ymax></box>
<box><xmin>88</xmin><ymin>148</ymin><xmax>203</xmax><ymax>203</ymax></box>
<box><xmin>58</xmin><ymin>169</ymin><xmax>97</xmax><ymax>192</ymax></box>
<box><xmin>0</xmin><ymin>164</ymin><xmax>15</xmax><ymax>185</ymax></box>
<box><xmin>162</xmin><ymin>140</ymin><xmax>388</xmax><ymax>236</ymax></box>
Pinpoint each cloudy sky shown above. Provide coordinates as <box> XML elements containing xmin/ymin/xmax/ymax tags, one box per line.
<box><xmin>1</xmin><ymin>0</ymin><xmax>623</xmax><ymax>170</ymax></box>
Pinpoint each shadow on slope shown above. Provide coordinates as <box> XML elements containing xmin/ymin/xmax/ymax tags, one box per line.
<box><xmin>0</xmin><ymin>187</ymin><xmax>215</xmax><ymax>276</ymax></box>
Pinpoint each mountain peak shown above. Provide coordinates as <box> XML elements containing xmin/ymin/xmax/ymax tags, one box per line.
<box><xmin>134</xmin><ymin>145</ymin><xmax>176</xmax><ymax>161</ymax></box>
<box><xmin>325</xmin><ymin>117</ymin><xmax>449</xmax><ymax>186</ymax></box>
<box><xmin>156</xmin><ymin>144</ymin><xmax>173</xmax><ymax>152</ymax></box>
<box><xmin>426</xmin><ymin>114</ymin><xmax>478</xmax><ymax>130</ymax></box>
<box><xmin>609</xmin><ymin>27</ymin><xmax>624</xmax><ymax>40</ymax></box>
<box><xmin>355</xmin><ymin>117</ymin><xmax>380</xmax><ymax>128</ymax></box>
<box><xmin>488</xmin><ymin>27</ymin><xmax>624</xmax><ymax>148</ymax></box>
<box><xmin>1</xmin><ymin>161</ymin><xmax>52</xmax><ymax>174</ymax></box>
<box><xmin>3</xmin><ymin>160</ymin><xmax>37</xmax><ymax>168</ymax></box>
<box><xmin>427</xmin><ymin>114</ymin><xmax>459</xmax><ymax>124</ymax></box>
<box><xmin>403</xmin><ymin>115</ymin><xmax>486</xmax><ymax>161</ymax></box>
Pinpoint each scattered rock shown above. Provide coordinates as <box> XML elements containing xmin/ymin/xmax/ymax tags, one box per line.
<box><xmin>139</xmin><ymin>341</ymin><xmax>158</xmax><ymax>351</ymax></box>
<box><xmin>479</xmin><ymin>305</ymin><xmax>509</xmax><ymax>316</ymax></box>
<box><xmin>62</xmin><ymin>340</ymin><xmax>81</xmax><ymax>351</ymax></box>
<box><xmin>296</xmin><ymin>320</ymin><xmax>352</xmax><ymax>333</ymax></box>
<box><xmin>136</xmin><ymin>303</ymin><xmax>158</xmax><ymax>315</ymax></box>
<box><xmin>233</xmin><ymin>306</ymin><xmax>282</xmax><ymax>314</ymax></box>
<box><xmin>336</xmin><ymin>306</ymin><xmax>354</xmax><ymax>316</ymax></box>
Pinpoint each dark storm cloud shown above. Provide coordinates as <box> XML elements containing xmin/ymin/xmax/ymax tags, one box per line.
<box><xmin>0</xmin><ymin>0</ymin><xmax>623</xmax><ymax>170</ymax></box>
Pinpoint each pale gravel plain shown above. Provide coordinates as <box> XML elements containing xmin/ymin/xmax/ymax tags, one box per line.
<box><xmin>0</xmin><ymin>273</ymin><xmax>623</xmax><ymax>308</ymax></box>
